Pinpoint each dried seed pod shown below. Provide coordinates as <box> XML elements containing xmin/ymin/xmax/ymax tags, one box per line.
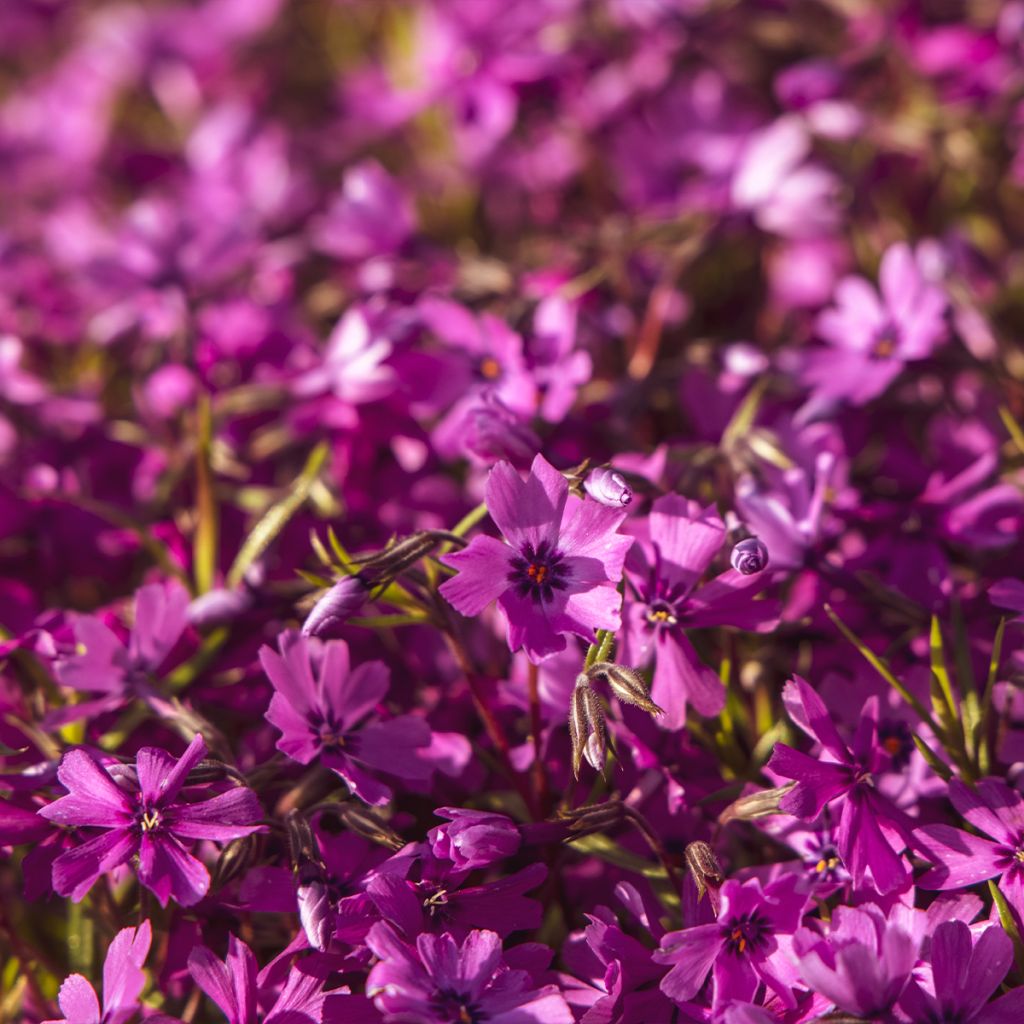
<box><xmin>569</xmin><ymin>679</ymin><xmax>607</xmax><ymax>779</ymax></box>
<box><xmin>589</xmin><ymin>662</ymin><xmax>664</xmax><ymax>716</ymax></box>
<box><xmin>685</xmin><ymin>840</ymin><xmax>724</xmax><ymax>904</ymax></box>
<box><xmin>718</xmin><ymin>784</ymin><xmax>796</xmax><ymax>826</ymax></box>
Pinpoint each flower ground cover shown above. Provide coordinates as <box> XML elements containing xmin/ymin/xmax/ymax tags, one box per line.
<box><xmin>2</xmin><ymin>1</ymin><xmax>1024</xmax><ymax>1021</ymax></box>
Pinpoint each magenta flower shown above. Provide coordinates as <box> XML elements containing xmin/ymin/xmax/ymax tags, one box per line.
<box><xmin>898</xmin><ymin>920</ymin><xmax>1024</xmax><ymax>1023</ymax></box>
<box><xmin>260</xmin><ymin>630</ymin><xmax>432</xmax><ymax>806</ymax></box>
<box><xmin>765</xmin><ymin>677</ymin><xmax>914</xmax><ymax>894</ymax></box>
<box><xmin>793</xmin><ymin>904</ymin><xmax>919</xmax><ymax>1018</ymax></box>
<box><xmin>654</xmin><ymin>874</ymin><xmax>808</xmax><ymax>1008</ymax></box>
<box><xmin>44</xmin><ymin>921</ymin><xmax>151</xmax><ymax>1024</ymax></box>
<box><xmin>915</xmin><ymin>778</ymin><xmax>1024</xmax><ymax>920</ymax></box>
<box><xmin>620</xmin><ymin>496</ymin><xmax>776</xmax><ymax>725</ymax></box>
<box><xmin>427</xmin><ymin>808</ymin><xmax>521</xmax><ymax>871</ymax></box>
<box><xmin>40</xmin><ymin>735</ymin><xmax>263</xmax><ymax>906</ymax></box>
<box><xmin>440</xmin><ymin>454</ymin><xmax>633</xmax><ymax>662</ymax></box>
<box><xmin>52</xmin><ymin>580</ymin><xmax>190</xmax><ymax>724</ymax></box>
<box><xmin>803</xmin><ymin>242</ymin><xmax>948</xmax><ymax>405</ymax></box>
<box><xmin>366</xmin><ymin>924</ymin><xmax>573</xmax><ymax>1024</ymax></box>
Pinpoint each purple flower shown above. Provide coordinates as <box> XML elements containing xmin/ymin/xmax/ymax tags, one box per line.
<box><xmin>898</xmin><ymin>920</ymin><xmax>1024</xmax><ymax>1023</ymax></box>
<box><xmin>428</xmin><ymin>808</ymin><xmax>521</xmax><ymax>871</ymax></box>
<box><xmin>793</xmin><ymin>904</ymin><xmax>919</xmax><ymax>1018</ymax></box>
<box><xmin>729</xmin><ymin>537</ymin><xmax>769</xmax><ymax>575</ymax></box>
<box><xmin>189</xmin><ymin>933</ymin><xmax>375</xmax><ymax>1024</ymax></box>
<box><xmin>366</xmin><ymin>924</ymin><xmax>573</xmax><ymax>1024</ymax></box>
<box><xmin>915</xmin><ymin>778</ymin><xmax>1024</xmax><ymax>921</ymax></box>
<box><xmin>765</xmin><ymin>677</ymin><xmax>914</xmax><ymax>894</ymax></box>
<box><xmin>620</xmin><ymin>496</ymin><xmax>776</xmax><ymax>726</ymax></box>
<box><xmin>654</xmin><ymin>874</ymin><xmax>808</xmax><ymax>1008</ymax></box>
<box><xmin>440</xmin><ymin>454</ymin><xmax>633</xmax><ymax>662</ymax></box>
<box><xmin>301</xmin><ymin>576</ymin><xmax>371</xmax><ymax>638</ymax></box>
<box><xmin>39</xmin><ymin>734</ymin><xmax>263</xmax><ymax>906</ymax></box>
<box><xmin>260</xmin><ymin>630</ymin><xmax>432</xmax><ymax>805</ymax></box>
<box><xmin>803</xmin><ymin>242</ymin><xmax>948</xmax><ymax>405</ymax></box>
<box><xmin>52</xmin><ymin>580</ymin><xmax>190</xmax><ymax>723</ymax></box>
<box><xmin>44</xmin><ymin>921</ymin><xmax>151</xmax><ymax>1024</ymax></box>
<box><xmin>583</xmin><ymin>467</ymin><xmax>633</xmax><ymax>508</ymax></box>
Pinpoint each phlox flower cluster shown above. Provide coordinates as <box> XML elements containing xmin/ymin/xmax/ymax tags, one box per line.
<box><xmin>3</xmin><ymin>1</ymin><xmax>1024</xmax><ymax>1023</ymax></box>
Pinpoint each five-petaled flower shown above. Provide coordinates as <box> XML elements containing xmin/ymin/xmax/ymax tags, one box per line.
<box><xmin>40</xmin><ymin>734</ymin><xmax>263</xmax><ymax>907</ymax></box>
<box><xmin>260</xmin><ymin>629</ymin><xmax>432</xmax><ymax>806</ymax></box>
<box><xmin>440</xmin><ymin>454</ymin><xmax>633</xmax><ymax>662</ymax></box>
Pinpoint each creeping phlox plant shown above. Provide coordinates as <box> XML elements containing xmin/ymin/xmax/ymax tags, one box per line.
<box><xmin>3</xmin><ymin>1</ymin><xmax>1024</xmax><ymax>1022</ymax></box>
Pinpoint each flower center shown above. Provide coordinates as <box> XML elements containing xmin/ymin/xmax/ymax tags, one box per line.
<box><xmin>311</xmin><ymin>712</ymin><xmax>347</xmax><ymax>749</ymax></box>
<box><xmin>508</xmin><ymin>541</ymin><xmax>569</xmax><ymax>604</ymax></box>
<box><xmin>477</xmin><ymin>356</ymin><xmax>501</xmax><ymax>381</ymax></box>
<box><xmin>645</xmin><ymin>600</ymin><xmax>678</xmax><ymax>628</ymax></box>
<box><xmin>137</xmin><ymin>807</ymin><xmax>161</xmax><ymax>833</ymax></box>
<box><xmin>872</xmin><ymin>321</ymin><xmax>900</xmax><ymax>359</ymax></box>
<box><xmin>811</xmin><ymin>844</ymin><xmax>843</xmax><ymax>880</ymax></box>
<box><xmin>432</xmin><ymin>989</ymin><xmax>485</xmax><ymax>1024</ymax></box>
<box><xmin>721</xmin><ymin>910</ymin><xmax>770</xmax><ymax>957</ymax></box>
<box><xmin>877</xmin><ymin>720</ymin><xmax>913</xmax><ymax>770</ymax></box>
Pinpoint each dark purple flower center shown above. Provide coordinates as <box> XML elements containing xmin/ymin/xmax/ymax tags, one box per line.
<box><xmin>872</xmin><ymin>320</ymin><xmax>900</xmax><ymax>359</ymax></box>
<box><xmin>721</xmin><ymin>910</ymin><xmax>771</xmax><ymax>956</ymax></box>
<box><xmin>807</xmin><ymin>842</ymin><xmax>843</xmax><ymax>882</ymax></box>
<box><xmin>432</xmin><ymin>989</ymin><xmax>486</xmax><ymax>1024</ymax></box>
<box><xmin>508</xmin><ymin>540</ymin><xmax>569</xmax><ymax>604</ymax></box>
<box><xmin>311</xmin><ymin>711</ymin><xmax>347</xmax><ymax>749</ymax></box>
<box><xmin>878</xmin><ymin>719</ymin><xmax>913</xmax><ymax>770</ymax></box>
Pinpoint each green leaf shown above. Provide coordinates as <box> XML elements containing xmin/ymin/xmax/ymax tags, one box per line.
<box><xmin>226</xmin><ymin>442</ymin><xmax>329</xmax><ymax>589</ymax></box>
<box><xmin>193</xmin><ymin>393</ymin><xmax>218</xmax><ymax>595</ymax></box>
<box><xmin>912</xmin><ymin>734</ymin><xmax>952</xmax><ymax>781</ymax></box>
<box><xmin>989</xmin><ymin>880</ymin><xmax>1024</xmax><ymax>974</ymax></box>
<box><xmin>978</xmin><ymin>618</ymin><xmax>1006</xmax><ymax>776</ymax></box>
<box><xmin>825</xmin><ymin>604</ymin><xmax>941</xmax><ymax>735</ymax></box>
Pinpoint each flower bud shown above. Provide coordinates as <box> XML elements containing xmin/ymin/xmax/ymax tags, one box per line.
<box><xmin>718</xmin><ymin>784</ymin><xmax>795</xmax><ymax>826</ymax></box>
<box><xmin>297</xmin><ymin>877</ymin><xmax>333</xmax><ymax>952</ymax></box>
<box><xmin>187</xmin><ymin>587</ymin><xmax>253</xmax><ymax>629</ymax></box>
<box><xmin>302</xmin><ymin>575</ymin><xmax>371</xmax><ymax>637</ymax></box>
<box><xmin>730</xmin><ymin>536</ymin><xmax>769</xmax><ymax>575</ymax></box>
<box><xmin>428</xmin><ymin>808</ymin><xmax>521</xmax><ymax>870</ymax></box>
<box><xmin>588</xmin><ymin>662</ymin><xmax>664</xmax><ymax>716</ymax></box>
<box><xmin>569</xmin><ymin>678</ymin><xmax>607</xmax><ymax>778</ymax></box>
<box><xmin>584</xmin><ymin>467</ymin><xmax>633</xmax><ymax>507</ymax></box>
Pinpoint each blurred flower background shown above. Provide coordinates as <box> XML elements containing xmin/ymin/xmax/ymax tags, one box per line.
<box><xmin>2</xmin><ymin>0</ymin><xmax>1024</xmax><ymax>1021</ymax></box>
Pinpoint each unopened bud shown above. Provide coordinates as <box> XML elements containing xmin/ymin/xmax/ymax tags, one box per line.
<box><xmin>297</xmin><ymin>877</ymin><xmax>333</xmax><ymax>952</ymax></box>
<box><xmin>335</xmin><ymin>802</ymin><xmax>405</xmax><ymax>851</ymax></box>
<box><xmin>187</xmin><ymin>587</ymin><xmax>254</xmax><ymax>629</ymax></box>
<box><xmin>684</xmin><ymin>841</ymin><xmax>723</xmax><ymax>903</ymax></box>
<box><xmin>211</xmin><ymin>834</ymin><xmax>260</xmax><ymax>889</ymax></box>
<box><xmin>718</xmin><ymin>784</ymin><xmax>795</xmax><ymax>826</ymax></box>
<box><xmin>570</xmin><ymin>679</ymin><xmax>607</xmax><ymax>779</ymax></box>
<box><xmin>584</xmin><ymin>467</ymin><xmax>633</xmax><ymax>508</ymax></box>
<box><xmin>730</xmin><ymin>536</ymin><xmax>769</xmax><ymax>575</ymax></box>
<box><xmin>589</xmin><ymin>662</ymin><xmax>664</xmax><ymax>716</ymax></box>
<box><xmin>302</xmin><ymin>575</ymin><xmax>371</xmax><ymax>637</ymax></box>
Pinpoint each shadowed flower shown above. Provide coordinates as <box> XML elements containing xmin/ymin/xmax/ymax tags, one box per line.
<box><xmin>44</xmin><ymin>921</ymin><xmax>151</xmax><ymax>1024</ymax></box>
<box><xmin>898</xmin><ymin>920</ymin><xmax>1024</xmax><ymax>1023</ymax></box>
<box><xmin>766</xmin><ymin>677</ymin><xmax>915</xmax><ymax>894</ymax></box>
<box><xmin>803</xmin><ymin>242</ymin><xmax>948</xmax><ymax>405</ymax></box>
<box><xmin>51</xmin><ymin>580</ymin><xmax>190</xmax><ymax>724</ymax></box>
<box><xmin>620</xmin><ymin>496</ymin><xmax>776</xmax><ymax>726</ymax></box>
<box><xmin>40</xmin><ymin>735</ymin><xmax>263</xmax><ymax>906</ymax></box>
<box><xmin>260</xmin><ymin>630</ymin><xmax>432</xmax><ymax>805</ymax></box>
<box><xmin>366</xmin><ymin>923</ymin><xmax>573</xmax><ymax>1024</ymax></box>
<box><xmin>915</xmin><ymin>778</ymin><xmax>1024</xmax><ymax>921</ymax></box>
<box><xmin>440</xmin><ymin>454</ymin><xmax>633</xmax><ymax>662</ymax></box>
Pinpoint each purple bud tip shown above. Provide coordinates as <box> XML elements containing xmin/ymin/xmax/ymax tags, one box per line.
<box><xmin>730</xmin><ymin>537</ymin><xmax>769</xmax><ymax>575</ymax></box>
<box><xmin>186</xmin><ymin>588</ymin><xmax>253</xmax><ymax>629</ymax></box>
<box><xmin>583</xmin><ymin>467</ymin><xmax>633</xmax><ymax>507</ymax></box>
<box><xmin>302</xmin><ymin>576</ymin><xmax>369</xmax><ymax>638</ymax></box>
